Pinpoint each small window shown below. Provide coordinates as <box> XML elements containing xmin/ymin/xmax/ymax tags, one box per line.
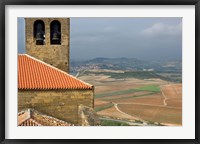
<box><xmin>50</xmin><ymin>20</ymin><xmax>61</xmax><ymax>45</ymax></box>
<box><xmin>34</xmin><ymin>20</ymin><xmax>45</xmax><ymax>45</ymax></box>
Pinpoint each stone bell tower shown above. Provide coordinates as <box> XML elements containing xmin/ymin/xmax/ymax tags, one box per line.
<box><xmin>25</xmin><ymin>18</ymin><xmax>70</xmax><ymax>73</ymax></box>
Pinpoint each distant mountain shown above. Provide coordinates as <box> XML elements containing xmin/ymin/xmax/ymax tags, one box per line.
<box><xmin>87</xmin><ymin>57</ymin><xmax>141</xmax><ymax>64</ymax></box>
<box><xmin>70</xmin><ymin>57</ymin><xmax>182</xmax><ymax>73</ymax></box>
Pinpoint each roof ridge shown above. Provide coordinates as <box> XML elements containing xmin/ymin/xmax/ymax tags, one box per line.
<box><xmin>23</xmin><ymin>54</ymin><xmax>93</xmax><ymax>88</ymax></box>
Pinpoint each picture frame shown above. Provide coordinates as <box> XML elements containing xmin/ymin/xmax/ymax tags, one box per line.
<box><xmin>1</xmin><ymin>0</ymin><xmax>199</xmax><ymax>143</ymax></box>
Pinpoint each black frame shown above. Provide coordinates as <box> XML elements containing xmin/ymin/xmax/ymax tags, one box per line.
<box><xmin>0</xmin><ymin>0</ymin><xmax>199</xmax><ymax>143</ymax></box>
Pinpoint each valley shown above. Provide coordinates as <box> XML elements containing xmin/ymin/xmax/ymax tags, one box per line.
<box><xmin>71</xmin><ymin>57</ymin><xmax>182</xmax><ymax>126</ymax></box>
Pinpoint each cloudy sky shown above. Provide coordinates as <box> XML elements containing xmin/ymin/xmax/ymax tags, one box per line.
<box><xmin>18</xmin><ymin>17</ymin><xmax>182</xmax><ymax>61</ymax></box>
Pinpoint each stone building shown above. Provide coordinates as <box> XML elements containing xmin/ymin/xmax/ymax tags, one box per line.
<box><xmin>18</xmin><ymin>54</ymin><xmax>94</xmax><ymax>125</ymax></box>
<box><xmin>25</xmin><ymin>18</ymin><xmax>70</xmax><ymax>73</ymax></box>
<box><xmin>18</xmin><ymin>18</ymin><xmax>96</xmax><ymax>126</ymax></box>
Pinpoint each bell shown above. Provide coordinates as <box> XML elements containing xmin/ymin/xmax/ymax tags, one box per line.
<box><xmin>52</xmin><ymin>32</ymin><xmax>60</xmax><ymax>41</ymax></box>
<box><xmin>36</xmin><ymin>32</ymin><xmax>44</xmax><ymax>41</ymax></box>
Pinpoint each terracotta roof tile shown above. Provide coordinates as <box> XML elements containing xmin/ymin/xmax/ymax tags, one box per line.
<box><xmin>18</xmin><ymin>54</ymin><xmax>93</xmax><ymax>90</ymax></box>
<box><xmin>18</xmin><ymin>109</ymin><xmax>73</xmax><ymax>126</ymax></box>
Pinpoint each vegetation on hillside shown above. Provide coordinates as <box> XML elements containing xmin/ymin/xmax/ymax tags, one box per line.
<box><xmin>71</xmin><ymin>57</ymin><xmax>182</xmax><ymax>83</ymax></box>
<box><xmin>100</xmin><ymin>119</ymin><xmax>130</xmax><ymax>126</ymax></box>
<box><xmin>83</xmin><ymin>71</ymin><xmax>181</xmax><ymax>83</ymax></box>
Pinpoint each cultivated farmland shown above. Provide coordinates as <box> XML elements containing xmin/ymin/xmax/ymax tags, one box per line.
<box><xmin>79</xmin><ymin>73</ymin><xmax>182</xmax><ymax>126</ymax></box>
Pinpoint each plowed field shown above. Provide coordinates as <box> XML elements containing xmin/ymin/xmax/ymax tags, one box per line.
<box><xmin>79</xmin><ymin>74</ymin><xmax>182</xmax><ymax>126</ymax></box>
<box><xmin>117</xmin><ymin>104</ymin><xmax>182</xmax><ymax>125</ymax></box>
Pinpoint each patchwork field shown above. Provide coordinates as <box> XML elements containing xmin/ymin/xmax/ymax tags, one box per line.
<box><xmin>79</xmin><ymin>74</ymin><xmax>182</xmax><ymax>126</ymax></box>
<box><xmin>117</xmin><ymin>104</ymin><xmax>182</xmax><ymax>125</ymax></box>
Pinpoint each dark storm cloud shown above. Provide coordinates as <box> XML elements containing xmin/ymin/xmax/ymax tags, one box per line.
<box><xmin>70</xmin><ymin>18</ymin><xmax>182</xmax><ymax>60</ymax></box>
<box><xmin>18</xmin><ymin>17</ymin><xmax>182</xmax><ymax>60</ymax></box>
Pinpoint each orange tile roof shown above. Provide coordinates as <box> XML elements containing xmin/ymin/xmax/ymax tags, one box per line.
<box><xmin>18</xmin><ymin>54</ymin><xmax>93</xmax><ymax>90</ymax></box>
<box><xmin>18</xmin><ymin>109</ymin><xmax>73</xmax><ymax>126</ymax></box>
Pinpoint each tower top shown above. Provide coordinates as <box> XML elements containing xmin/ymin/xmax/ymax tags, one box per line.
<box><xmin>25</xmin><ymin>18</ymin><xmax>70</xmax><ymax>73</ymax></box>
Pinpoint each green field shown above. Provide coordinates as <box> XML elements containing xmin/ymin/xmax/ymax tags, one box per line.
<box><xmin>104</xmin><ymin>92</ymin><xmax>157</xmax><ymax>101</ymax></box>
<box><xmin>95</xmin><ymin>85</ymin><xmax>160</xmax><ymax>98</ymax></box>
<box><xmin>95</xmin><ymin>89</ymin><xmax>139</xmax><ymax>98</ymax></box>
<box><xmin>135</xmin><ymin>85</ymin><xmax>160</xmax><ymax>92</ymax></box>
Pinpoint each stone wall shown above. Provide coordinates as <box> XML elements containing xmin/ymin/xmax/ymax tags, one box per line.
<box><xmin>25</xmin><ymin>18</ymin><xmax>70</xmax><ymax>73</ymax></box>
<box><xmin>18</xmin><ymin>89</ymin><xmax>94</xmax><ymax>125</ymax></box>
<box><xmin>78</xmin><ymin>105</ymin><xmax>100</xmax><ymax>126</ymax></box>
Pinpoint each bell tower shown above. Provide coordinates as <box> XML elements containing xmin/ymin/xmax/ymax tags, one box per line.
<box><xmin>25</xmin><ymin>18</ymin><xmax>70</xmax><ymax>73</ymax></box>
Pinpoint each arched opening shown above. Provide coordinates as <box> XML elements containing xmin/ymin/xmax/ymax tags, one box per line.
<box><xmin>50</xmin><ymin>20</ymin><xmax>61</xmax><ymax>45</ymax></box>
<box><xmin>34</xmin><ymin>20</ymin><xmax>45</xmax><ymax>45</ymax></box>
